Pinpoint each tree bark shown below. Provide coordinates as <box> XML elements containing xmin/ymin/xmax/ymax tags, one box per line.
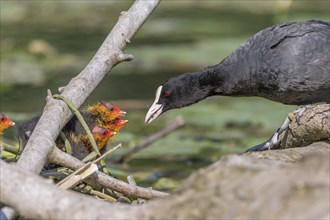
<box><xmin>0</xmin><ymin>160</ymin><xmax>140</xmax><ymax>219</ymax></box>
<box><xmin>2</xmin><ymin>141</ymin><xmax>329</xmax><ymax>219</ymax></box>
<box><xmin>279</xmin><ymin>104</ymin><xmax>330</xmax><ymax>149</ymax></box>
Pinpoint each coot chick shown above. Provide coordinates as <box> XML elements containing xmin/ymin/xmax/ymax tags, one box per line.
<box><xmin>65</xmin><ymin>125</ymin><xmax>116</xmax><ymax>160</ymax></box>
<box><xmin>18</xmin><ymin>114</ymin><xmax>116</xmax><ymax>160</ymax></box>
<box><xmin>18</xmin><ymin>102</ymin><xmax>126</xmax><ymax>146</ymax></box>
<box><xmin>104</xmin><ymin>118</ymin><xmax>128</xmax><ymax>133</ymax></box>
<box><xmin>145</xmin><ymin>20</ymin><xmax>330</xmax><ymax>151</ymax></box>
<box><xmin>18</xmin><ymin>102</ymin><xmax>126</xmax><ymax>158</ymax></box>
<box><xmin>0</xmin><ymin>113</ymin><xmax>15</xmax><ymax>134</ymax></box>
<box><xmin>85</xmin><ymin>101</ymin><xmax>126</xmax><ymax>123</ymax></box>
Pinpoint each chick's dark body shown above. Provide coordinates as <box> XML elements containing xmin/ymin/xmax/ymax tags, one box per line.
<box><xmin>18</xmin><ymin>112</ymin><xmax>103</xmax><ymax>160</ymax></box>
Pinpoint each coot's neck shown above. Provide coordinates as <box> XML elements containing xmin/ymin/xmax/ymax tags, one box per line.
<box><xmin>195</xmin><ymin>62</ymin><xmax>254</xmax><ymax>97</ymax></box>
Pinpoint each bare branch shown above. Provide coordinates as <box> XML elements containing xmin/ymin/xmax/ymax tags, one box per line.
<box><xmin>17</xmin><ymin>0</ymin><xmax>160</xmax><ymax>174</ymax></box>
<box><xmin>56</xmin><ymin>162</ymin><xmax>98</xmax><ymax>190</ymax></box>
<box><xmin>0</xmin><ymin>160</ymin><xmax>138</xmax><ymax>219</ymax></box>
<box><xmin>49</xmin><ymin>147</ymin><xmax>169</xmax><ymax>199</ymax></box>
<box><xmin>116</xmin><ymin>53</ymin><xmax>134</xmax><ymax>62</ymax></box>
<box><xmin>112</xmin><ymin>116</ymin><xmax>185</xmax><ymax>164</ymax></box>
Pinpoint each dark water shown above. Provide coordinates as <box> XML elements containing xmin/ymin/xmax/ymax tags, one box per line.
<box><xmin>1</xmin><ymin>71</ymin><xmax>180</xmax><ymax>113</ymax></box>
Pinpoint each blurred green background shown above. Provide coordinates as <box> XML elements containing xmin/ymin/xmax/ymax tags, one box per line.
<box><xmin>1</xmin><ymin>0</ymin><xmax>329</xmax><ymax>189</ymax></box>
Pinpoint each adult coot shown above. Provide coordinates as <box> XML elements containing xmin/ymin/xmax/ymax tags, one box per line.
<box><xmin>145</xmin><ymin>20</ymin><xmax>330</xmax><ymax>151</ymax></box>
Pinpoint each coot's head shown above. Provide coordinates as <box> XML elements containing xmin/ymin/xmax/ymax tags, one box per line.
<box><xmin>145</xmin><ymin>73</ymin><xmax>207</xmax><ymax>124</ymax></box>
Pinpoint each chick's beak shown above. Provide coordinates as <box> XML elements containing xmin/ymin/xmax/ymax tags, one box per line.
<box><xmin>118</xmin><ymin>119</ymin><xmax>129</xmax><ymax>126</ymax></box>
<box><xmin>5</xmin><ymin>119</ymin><xmax>15</xmax><ymax>127</ymax></box>
<box><xmin>108</xmin><ymin>131</ymin><xmax>117</xmax><ymax>137</ymax></box>
<box><xmin>145</xmin><ymin>86</ymin><xmax>164</xmax><ymax>124</ymax></box>
<box><xmin>113</xmin><ymin>106</ymin><xmax>126</xmax><ymax>117</ymax></box>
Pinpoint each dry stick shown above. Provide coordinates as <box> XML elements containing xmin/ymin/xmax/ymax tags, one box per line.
<box><xmin>112</xmin><ymin>116</ymin><xmax>186</xmax><ymax>164</ymax></box>
<box><xmin>56</xmin><ymin>162</ymin><xmax>98</xmax><ymax>190</ymax></box>
<box><xmin>49</xmin><ymin>146</ymin><xmax>168</xmax><ymax>199</ymax></box>
<box><xmin>95</xmin><ymin>143</ymin><xmax>123</xmax><ymax>163</ymax></box>
<box><xmin>2</xmin><ymin>1</ymin><xmax>160</xmax><ymax>219</ymax></box>
<box><xmin>0</xmin><ymin>160</ymin><xmax>140</xmax><ymax>220</ymax></box>
<box><xmin>90</xmin><ymin>189</ymin><xmax>117</xmax><ymax>203</ymax></box>
<box><xmin>56</xmin><ymin>144</ymin><xmax>122</xmax><ymax>189</ymax></box>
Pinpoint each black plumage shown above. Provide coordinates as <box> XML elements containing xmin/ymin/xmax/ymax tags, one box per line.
<box><xmin>17</xmin><ymin>113</ymin><xmax>91</xmax><ymax>159</ymax></box>
<box><xmin>17</xmin><ymin>111</ymin><xmax>103</xmax><ymax>160</ymax></box>
<box><xmin>145</xmin><ymin>20</ymin><xmax>330</xmax><ymax>124</ymax></box>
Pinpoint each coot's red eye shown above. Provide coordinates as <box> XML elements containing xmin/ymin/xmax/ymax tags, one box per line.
<box><xmin>164</xmin><ymin>91</ymin><xmax>171</xmax><ymax>97</ymax></box>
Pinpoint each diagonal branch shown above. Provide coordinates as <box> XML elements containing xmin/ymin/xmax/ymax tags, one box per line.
<box><xmin>112</xmin><ymin>117</ymin><xmax>185</xmax><ymax>164</ymax></box>
<box><xmin>17</xmin><ymin>0</ymin><xmax>160</xmax><ymax>174</ymax></box>
<box><xmin>2</xmin><ymin>1</ymin><xmax>160</xmax><ymax>219</ymax></box>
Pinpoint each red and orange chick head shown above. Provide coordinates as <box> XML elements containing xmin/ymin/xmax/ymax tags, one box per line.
<box><xmin>91</xmin><ymin>126</ymin><xmax>117</xmax><ymax>151</ymax></box>
<box><xmin>105</xmin><ymin>118</ymin><xmax>128</xmax><ymax>133</ymax></box>
<box><xmin>0</xmin><ymin>113</ymin><xmax>15</xmax><ymax>134</ymax></box>
<box><xmin>86</xmin><ymin>101</ymin><xmax>126</xmax><ymax>122</ymax></box>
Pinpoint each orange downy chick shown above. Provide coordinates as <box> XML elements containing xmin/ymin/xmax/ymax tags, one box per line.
<box><xmin>85</xmin><ymin>101</ymin><xmax>126</xmax><ymax>123</ymax></box>
<box><xmin>66</xmin><ymin>126</ymin><xmax>116</xmax><ymax>160</ymax></box>
<box><xmin>0</xmin><ymin>113</ymin><xmax>15</xmax><ymax>134</ymax></box>
<box><xmin>81</xmin><ymin>126</ymin><xmax>117</xmax><ymax>151</ymax></box>
<box><xmin>105</xmin><ymin>118</ymin><xmax>128</xmax><ymax>133</ymax></box>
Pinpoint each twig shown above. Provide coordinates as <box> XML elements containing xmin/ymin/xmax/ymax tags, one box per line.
<box><xmin>112</xmin><ymin>116</ymin><xmax>185</xmax><ymax>164</ymax></box>
<box><xmin>82</xmin><ymin>152</ymin><xmax>98</xmax><ymax>162</ymax></box>
<box><xmin>49</xmin><ymin>146</ymin><xmax>169</xmax><ymax>199</ymax></box>
<box><xmin>56</xmin><ymin>144</ymin><xmax>122</xmax><ymax>189</ymax></box>
<box><xmin>0</xmin><ymin>160</ymin><xmax>135</xmax><ymax>219</ymax></box>
<box><xmin>56</xmin><ymin>162</ymin><xmax>98</xmax><ymax>190</ymax></box>
<box><xmin>40</xmin><ymin>170</ymin><xmax>67</xmax><ymax>178</ymax></box>
<box><xmin>90</xmin><ymin>190</ymin><xmax>117</xmax><ymax>203</ymax></box>
<box><xmin>94</xmin><ymin>143</ymin><xmax>122</xmax><ymax>163</ymax></box>
<box><xmin>127</xmin><ymin>175</ymin><xmax>137</xmax><ymax>185</ymax></box>
<box><xmin>127</xmin><ymin>175</ymin><xmax>146</xmax><ymax>204</ymax></box>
